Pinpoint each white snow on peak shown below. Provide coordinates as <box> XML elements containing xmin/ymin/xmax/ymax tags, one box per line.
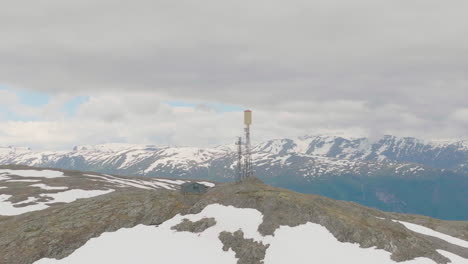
<box><xmin>0</xmin><ymin>169</ymin><xmax>65</xmax><ymax>178</ymax></box>
<box><xmin>299</xmin><ymin>133</ymin><xmax>362</xmax><ymax>141</ymax></box>
<box><xmin>0</xmin><ymin>146</ymin><xmax>31</xmax><ymax>155</ymax></box>
<box><xmin>215</xmin><ymin>143</ymin><xmax>237</xmax><ymax>152</ymax></box>
<box><xmin>34</xmin><ymin>204</ymin><xmax>465</xmax><ymax>264</ymax></box>
<box><xmin>428</xmin><ymin>138</ymin><xmax>468</xmax><ymax>150</ymax></box>
<box><xmin>144</xmin><ymin>147</ymin><xmax>226</xmax><ymax>173</ymax></box>
<box><xmin>254</xmin><ymin>139</ymin><xmax>291</xmax><ymax>154</ymax></box>
<box><xmin>293</xmin><ymin>137</ymin><xmax>313</xmax><ymax>153</ymax></box>
<box><xmin>73</xmin><ymin>143</ymin><xmax>156</xmax><ymax>153</ymax></box>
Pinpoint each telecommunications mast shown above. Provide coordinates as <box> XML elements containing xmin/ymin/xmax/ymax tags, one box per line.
<box><xmin>243</xmin><ymin>110</ymin><xmax>253</xmax><ymax>179</ymax></box>
<box><xmin>235</xmin><ymin>136</ymin><xmax>243</xmax><ymax>182</ymax></box>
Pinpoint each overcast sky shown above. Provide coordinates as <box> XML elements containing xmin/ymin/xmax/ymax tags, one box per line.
<box><xmin>1</xmin><ymin>0</ymin><xmax>467</xmax><ymax>150</ymax></box>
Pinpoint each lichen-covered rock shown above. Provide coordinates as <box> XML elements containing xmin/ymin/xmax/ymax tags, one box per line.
<box><xmin>171</xmin><ymin>217</ymin><xmax>216</xmax><ymax>233</ymax></box>
<box><xmin>219</xmin><ymin>230</ymin><xmax>269</xmax><ymax>264</ymax></box>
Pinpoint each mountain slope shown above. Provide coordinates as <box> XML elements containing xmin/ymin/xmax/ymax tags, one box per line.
<box><xmin>0</xmin><ymin>168</ymin><xmax>467</xmax><ymax>264</ymax></box>
<box><xmin>0</xmin><ymin>165</ymin><xmax>213</xmax><ymax>217</ymax></box>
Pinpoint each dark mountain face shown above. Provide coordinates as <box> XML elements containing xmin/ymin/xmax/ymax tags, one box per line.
<box><xmin>1</xmin><ymin>135</ymin><xmax>467</xmax><ymax>220</ymax></box>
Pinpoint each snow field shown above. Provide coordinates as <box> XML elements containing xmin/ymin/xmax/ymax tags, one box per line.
<box><xmin>42</xmin><ymin>189</ymin><xmax>114</xmax><ymax>203</ymax></box>
<box><xmin>31</xmin><ymin>184</ymin><xmax>68</xmax><ymax>191</ymax></box>
<box><xmin>85</xmin><ymin>174</ymin><xmax>214</xmax><ymax>190</ymax></box>
<box><xmin>0</xmin><ymin>169</ymin><xmax>215</xmax><ymax>216</ymax></box>
<box><xmin>0</xmin><ymin>194</ymin><xmax>49</xmax><ymax>215</ymax></box>
<box><xmin>394</xmin><ymin>220</ymin><xmax>468</xmax><ymax>248</ymax></box>
<box><xmin>197</xmin><ymin>181</ymin><xmax>216</xmax><ymax>187</ymax></box>
<box><xmin>0</xmin><ymin>169</ymin><xmax>65</xmax><ymax>178</ymax></box>
<box><xmin>6</xmin><ymin>179</ymin><xmax>41</xmax><ymax>183</ymax></box>
<box><xmin>0</xmin><ymin>189</ymin><xmax>114</xmax><ymax>216</ymax></box>
<box><xmin>33</xmin><ymin>204</ymin><xmax>468</xmax><ymax>264</ymax></box>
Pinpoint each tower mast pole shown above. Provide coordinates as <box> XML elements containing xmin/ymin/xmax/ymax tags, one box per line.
<box><xmin>236</xmin><ymin>136</ymin><xmax>243</xmax><ymax>182</ymax></box>
<box><xmin>243</xmin><ymin>110</ymin><xmax>253</xmax><ymax>179</ymax></box>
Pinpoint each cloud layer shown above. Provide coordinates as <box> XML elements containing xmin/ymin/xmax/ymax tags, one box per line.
<box><xmin>1</xmin><ymin>0</ymin><xmax>467</xmax><ymax>149</ymax></box>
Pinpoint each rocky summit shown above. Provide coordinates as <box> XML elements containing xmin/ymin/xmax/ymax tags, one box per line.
<box><xmin>1</xmin><ymin>167</ymin><xmax>467</xmax><ymax>264</ymax></box>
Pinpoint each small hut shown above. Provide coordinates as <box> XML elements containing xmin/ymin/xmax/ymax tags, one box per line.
<box><xmin>180</xmin><ymin>182</ymin><xmax>209</xmax><ymax>194</ymax></box>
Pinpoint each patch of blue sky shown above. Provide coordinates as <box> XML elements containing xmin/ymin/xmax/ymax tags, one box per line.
<box><xmin>167</xmin><ymin>101</ymin><xmax>244</xmax><ymax>112</ymax></box>
<box><xmin>18</xmin><ymin>90</ymin><xmax>50</xmax><ymax>107</ymax></box>
<box><xmin>0</xmin><ymin>86</ymin><xmax>89</xmax><ymax>119</ymax></box>
<box><xmin>167</xmin><ymin>101</ymin><xmax>197</xmax><ymax>108</ymax></box>
<box><xmin>0</xmin><ymin>86</ymin><xmax>51</xmax><ymax>107</ymax></box>
<box><xmin>207</xmin><ymin>103</ymin><xmax>244</xmax><ymax>112</ymax></box>
<box><xmin>0</xmin><ymin>86</ymin><xmax>45</xmax><ymax>121</ymax></box>
<box><xmin>62</xmin><ymin>96</ymin><xmax>89</xmax><ymax>116</ymax></box>
<box><xmin>0</xmin><ymin>108</ymin><xmax>37</xmax><ymax>121</ymax></box>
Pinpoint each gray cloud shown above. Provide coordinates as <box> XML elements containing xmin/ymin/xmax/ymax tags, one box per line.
<box><xmin>0</xmin><ymin>0</ymin><xmax>467</xmax><ymax>148</ymax></box>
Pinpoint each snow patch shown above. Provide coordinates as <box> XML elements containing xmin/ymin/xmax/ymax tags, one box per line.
<box><xmin>0</xmin><ymin>194</ymin><xmax>49</xmax><ymax>216</ymax></box>
<box><xmin>0</xmin><ymin>175</ymin><xmax>10</xmax><ymax>181</ymax></box>
<box><xmin>34</xmin><ymin>204</ymin><xmax>450</xmax><ymax>264</ymax></box>
<box><xmin>394</xmin><ymin>220</ymin><xmax>468</xmax><ymax>248</ymax></box>
<box><xmin>31</xmin><ymin>184</ymin><xmax>68</xmax><ymax>191</ymax></box>
<box><xmin>437</xmin><ymin>250</ymin><xmax>468</xmax><ymax>264</ymax></box>
<box><xmin>0</xmin><ymin>169</ymin><xmax>65</xmax><ymax>178</ymax></box>
<box><xmin>197</xmin><ymin>181</ymin><xmax>216</xmax><ymax>187</ymax></box>
<box><xmin>6</xmin><ymin>179</ymin><xmax>41</xmax><ymax>183</ymax></box>
<box><xmin>41</xmin><ymin>189</ymin><xmax>114</xmax><ymax>204</ymax></box>
<box><xmin>0</xmin><ymin>189</ymin><xmax>114</xmax><ymax>216</ymax></box>
<box><xmin>264</xmin><ymin>223</ymin><xmax>436</xmax><ymax>264</ymax></box>
<box><xmin>157</xmin><ymin>179</ymin><xmax>186</xmax><ymax>185</ymax></box>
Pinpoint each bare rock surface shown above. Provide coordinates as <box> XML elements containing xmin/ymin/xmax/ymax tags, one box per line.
<box><xmin>219</xmin><ymin>230</ymin><xmax>270</xmax><ymax>264</ymax></box>
<box><xmin>171</xmin><ymin>217</ymin><xmax>216</xmax><ymax>233</ymax></box>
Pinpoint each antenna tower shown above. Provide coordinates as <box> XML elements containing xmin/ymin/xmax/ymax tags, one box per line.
<box><xmin>235</xmin><ymin>136</ymin><xmax>243</xmax><ymax>182</ymax></box>
<box><xmin>243</xmin><ymin>110</ymin><xmax>253</xmax><ymax>179</ymax></box>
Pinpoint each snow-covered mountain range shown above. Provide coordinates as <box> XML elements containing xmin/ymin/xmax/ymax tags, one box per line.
<box><xmin>1</xmin><ymin>135</ymin><xmax>467</xmax><ymax>220</ymax></box>
<box><xmin>1</xmin><ymin>135</ymin><xmax>467</xmax><ymax>178</ymax></box>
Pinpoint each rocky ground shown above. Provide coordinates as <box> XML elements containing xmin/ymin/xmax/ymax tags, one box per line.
<box><xmin>0</xmin><ymin>167</ymin><xmax>467</xmax><ymax>264</ymax></box>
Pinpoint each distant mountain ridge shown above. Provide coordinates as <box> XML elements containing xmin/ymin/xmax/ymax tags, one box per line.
<box><xmin>2</xmin><ymin>135</ymin><xmax>467</xmax><ymax>174</ymax></box>
<box><xmin>1</xmin><ymin>135</ymin><xmax>467</xmax><ymax>220</ymax></box>
<box><xmin>254</xmin><ymin>135</ymin><xmax>468</xmax><ymax>172</ymax></box>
